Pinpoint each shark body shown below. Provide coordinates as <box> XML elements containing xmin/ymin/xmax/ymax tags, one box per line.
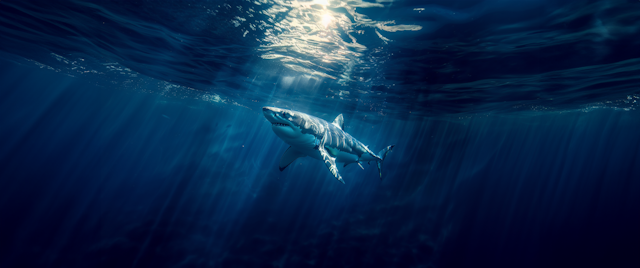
<box><xmin>262</xmin><ymin>107</ymin><xmax>394</xmax><ymax>184</ymax></box>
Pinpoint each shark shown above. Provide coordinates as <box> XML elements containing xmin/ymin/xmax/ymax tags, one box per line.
<box><xmin>262</xmin><ymin>107</ymin><xmax>394</xmax><ymax>184</ymax></box>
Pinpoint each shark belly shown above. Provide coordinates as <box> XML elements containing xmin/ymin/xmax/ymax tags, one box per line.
<box><xmin>272</xmin><ymin>125</ymin><xmax>316</xmax><ymax>149</ymax></box>
<box><xmin>334</xmin><ymin>150</ymin><xmax>359</xmax><ymax>163</ymax></box>
<box><xmin>273</xmin><ymin>127</ymin><xmax>359</xmax><ymax>164</ymax></box>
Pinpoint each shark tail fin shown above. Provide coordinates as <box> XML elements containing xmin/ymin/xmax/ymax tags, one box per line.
<box><xmin>376</xmin><ymin>145</ymin><xmax>395</xmax><ymax>180</ymax></box>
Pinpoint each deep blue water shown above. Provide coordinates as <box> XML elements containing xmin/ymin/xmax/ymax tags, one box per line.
<box><xmin>1</xmin><ymin>1</ymin><xmax>640</xmax><ymax>268</ymax></box>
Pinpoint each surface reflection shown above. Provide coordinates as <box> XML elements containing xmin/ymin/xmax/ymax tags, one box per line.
<box><xmin>259</xmin><ymin>0</ymin><xmax>421</xmax><ymax>84</ymax></box>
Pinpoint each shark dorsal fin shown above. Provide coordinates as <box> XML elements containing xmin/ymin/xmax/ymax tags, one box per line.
<box><xmin>332</xmin><ymin>114</ymin><xmax>345</xmax><ymax>130</ymax></box>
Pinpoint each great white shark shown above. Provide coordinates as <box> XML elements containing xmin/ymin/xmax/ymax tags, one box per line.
<box><xmin>262</xmin><ymin>107</ymin><xmax>394</xmax><ymax>184</ymax></box>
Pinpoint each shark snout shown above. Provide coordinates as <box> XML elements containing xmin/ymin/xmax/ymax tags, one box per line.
<box><xmin>263</xmin><ymin>107</ymin><xmax>281</xmax><ymax>113</ymax></box>
<box><xmin>263</xmin><ymin>106</ymin><xmax>296</xmax><ymax>128</ymax></box>
<box><xmin>262</xmin><ymin>106</ymin><xmax>275</xmax><ymax>116</ymax></box>
<box><xmin>262</xmin><ymin>107</ymin><xmax>281</xmax><ymax>123</ymax></box>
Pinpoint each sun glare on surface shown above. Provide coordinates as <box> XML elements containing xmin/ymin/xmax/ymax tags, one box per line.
<box><xmin>321</xmin><ymin>13</ymin><xmax>333</xmax><ymax>28</ymax></box>
<box><xmin>258</xmin><ymin>0</ymin><xmax>421</xmax><ymax>83</ymax></box>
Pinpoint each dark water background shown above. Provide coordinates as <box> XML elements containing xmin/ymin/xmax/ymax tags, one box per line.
<box><xmin>1</xmin><ymin>1</ymin><xmax>640</xmax><ymax>267</ymax></box>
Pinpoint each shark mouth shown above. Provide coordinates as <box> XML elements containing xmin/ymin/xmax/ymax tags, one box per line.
<box><xmin>272</xmin><ymin>123</ymin><xmax>289</xmax><ymax>127</ymax></box>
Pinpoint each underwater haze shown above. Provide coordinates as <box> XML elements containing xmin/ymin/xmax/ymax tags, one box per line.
<box><xmin>1</xmin><ymin>0</ymin><xmax>639</xmax><ymax>267</ymax></box>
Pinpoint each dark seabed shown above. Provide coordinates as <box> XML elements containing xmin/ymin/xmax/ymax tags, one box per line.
<box><xmin>1</xmin><ymin>1</ymin><xmax>639</xmax><ymax>268</ymax></box>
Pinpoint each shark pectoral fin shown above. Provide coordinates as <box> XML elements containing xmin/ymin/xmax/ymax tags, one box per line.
<box><xmin>279</xmin><ymin>146</ymin><xmax>306</xmax><ymax>171</ymax></box>
<box><xmin>322</xmin><ymin>150</ymin><xmax>343</xmax><ymax>183</ymax></box>
<box><xmin>318</xmin><ymin>137</ymin><xmax>344</xmax><ymax>184</ymax></box>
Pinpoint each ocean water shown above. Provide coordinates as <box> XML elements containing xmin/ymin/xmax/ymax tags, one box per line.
<box><xmin>1</xmin><ymin>1</ymin><xmax>639</xmax><ymax>267</ymax></box>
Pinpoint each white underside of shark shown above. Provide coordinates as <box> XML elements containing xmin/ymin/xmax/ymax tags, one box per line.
<box><xmin>263</xmin><ymin>107</ymin><xmax>394</xmax><ymax>184</ymax></box>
